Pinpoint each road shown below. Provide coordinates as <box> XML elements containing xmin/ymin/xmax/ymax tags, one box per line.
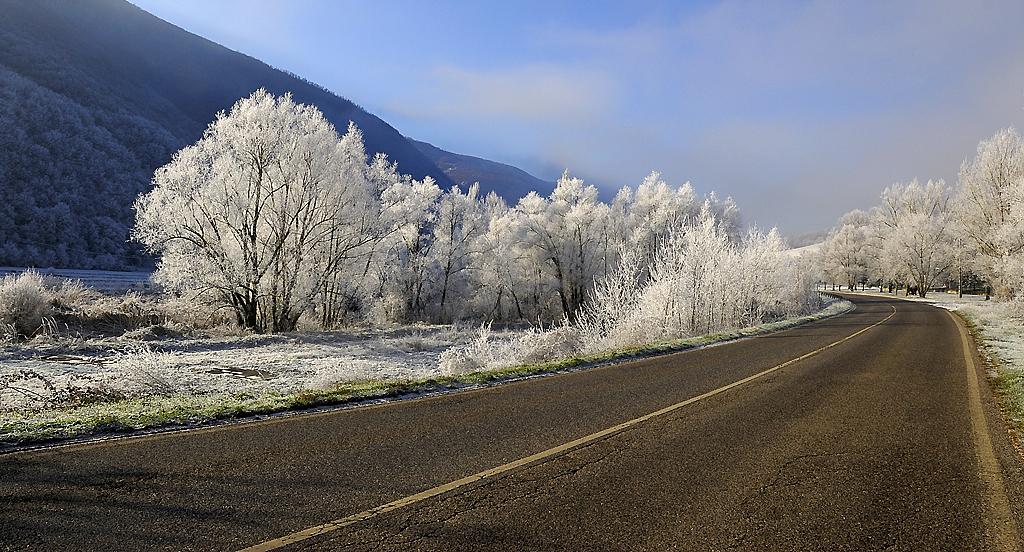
<box><xmin>3</xmin><ymin>294</ymin><xmax>1024</xmax><ymax>551</ymax></box>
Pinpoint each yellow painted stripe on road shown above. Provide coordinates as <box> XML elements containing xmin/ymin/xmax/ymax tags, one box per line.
<box><xmin>239</xmin><ymin>305</ymin><xmax>897</xmax><ymax>552</ymax></box>
<box><xmin>949</xmin><ymin>311</ymin><xmax>1020</xmax><ymax>551</ymax></box>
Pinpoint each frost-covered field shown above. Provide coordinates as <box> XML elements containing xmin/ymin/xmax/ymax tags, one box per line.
<box><xmin>0</xmin><ymin>298</ymin><xmax>849</xmax><ymax>446</ymax></box>
<box><xmin>0</xmin><ymin>325</ymin><xmax>505</xmax><ymax>411</ymax></box>
<box><xmin>939</xmin><ymin>297</ymin><xmax>1024</xmax><ymax>429</ymax></box>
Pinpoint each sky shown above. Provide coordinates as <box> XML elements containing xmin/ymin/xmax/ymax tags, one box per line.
<box><xmin>128</xmin><ymin>0</ymin><xmax>1024</xmax><ymax>236</ymax></box>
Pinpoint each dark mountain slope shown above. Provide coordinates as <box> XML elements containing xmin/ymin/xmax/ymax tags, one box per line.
<box><xmin>0</xmin><ymin>0</ymin><xmax>451</xmax><ymax>269</ymax></box>
<box><xmin>410</xmin><ymin>139</ymin><xmax>553</xmax><ymax>200</ymax></box>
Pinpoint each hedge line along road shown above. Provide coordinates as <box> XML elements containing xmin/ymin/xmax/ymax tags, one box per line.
<box><xmin>3</xmin><ymin>294</ymin><xmax>1024</xmax><ymax>551</ymax></box>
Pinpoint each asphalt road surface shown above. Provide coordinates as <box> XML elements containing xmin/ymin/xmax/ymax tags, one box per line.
<box><xmin>4</xmin><ymin>294</ymin><xmax>1024</xmax><ymax>551</ymax></box>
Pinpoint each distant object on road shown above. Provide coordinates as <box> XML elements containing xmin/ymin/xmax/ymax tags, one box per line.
<box><xmin>0</xmin><ymin>267</ymin><xmax>154</xmax><ymax>293</ymax></box>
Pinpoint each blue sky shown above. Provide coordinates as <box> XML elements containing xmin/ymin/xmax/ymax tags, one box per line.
<box><xmin>129</xmin><ymin>0</ymin><xmax>1024</xmax><ymax>235</ymax></box>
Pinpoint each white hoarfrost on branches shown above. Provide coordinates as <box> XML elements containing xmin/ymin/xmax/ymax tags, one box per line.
<box><xmin>576</xmin><ymin>205</ymin><xmax>816</xmax><ymax>353</ymax></box>
<box><xmin>134</xmin><ymin>90</ymin><xmax>388</xmax><ymax>332</ymax></box>
<box><xmin>2</xmin><ymin>91</ymin><xmax>836</xmax><ymax>430</ymax></box>
<box><xmin>820</xmin><ymin>214</ymin><xmax>870</xmax><ymax>291</ymax></box>
<box><xmin>440</xmin><ymin>205</ymin><xmax>821</xmax><ymax>377</ymax></box>
<box><xmin>816</xmin><ymin>127</ymin><xmax>1024</xmax><ymax>302</ymax></box>
<box><xmin>133</xmin><ymin>93</ymin><xmax>776</xmax><ymax>333</ymax></box>
<box><xmin>955</xmin><ymin>128</ymin><xmax>1024</xmax><ymax>297</ymax></box>
<box><xmin>878</xmin><ymin>179</ymin><xmax>954</xmax><ymax>297</ymax></box>
<box><xmin>126</xmin><ymin>90</ymin><xmax>826</xmax><ymax>381</ymax></box>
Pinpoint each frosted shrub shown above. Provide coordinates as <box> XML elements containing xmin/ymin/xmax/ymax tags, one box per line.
<box><xmin>438</xmin><ymin>324</ymin><xmax>583</xmax><ymax>376</ymax></box>
<box><xmin>116</xmin><ymin>291</ymin><xmax>148</xmax><ymax>319</ymax></box>
<box><xmin>112</xmin><ymin>345</ymin><xmax>181</xmax><ymax>396</ymax></box>
<box><xmin>0</xmin><ymin>271</ymin><xmax>54</xmax><ymax>339</ymax></box>
<box><xmin>50</xmin><ymin>278</ymin><xmax>94</xmax><ymax>311</ymax></box>
<box><xmin>438</xmin><ymin>325</ymin><xmax>493</xmax><ymax>375</ymax></box>
<box><xmin>578</xmin><ymin>208</ymin><xmax>820</xmax><ymax>354</ymax></box>
<box><xmin>518</xmin><ymin>326</ymin><xmax>583</xmax><ymax>364</ymax></box>
<box><xmin>0</xmin><ymin>321</ymin><xmax>17</xmax><ymax>344</ymax></box>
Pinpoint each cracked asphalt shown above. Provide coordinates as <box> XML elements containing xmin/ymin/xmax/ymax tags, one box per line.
<box><xmin>3</xmin><ymin>294</ymin><xmax>1024</xmax><ymax>551</ymax></box>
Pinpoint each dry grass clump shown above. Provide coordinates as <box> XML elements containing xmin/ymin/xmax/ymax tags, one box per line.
<box><xmin>0</xmin><ymin>271</ymin><xmax>54</xmax><ymax>341</ymax></box>
<box><xmin>0</xmin><ymin>272</ymin><xmax>235</xmax><ymax>343</ymax></box>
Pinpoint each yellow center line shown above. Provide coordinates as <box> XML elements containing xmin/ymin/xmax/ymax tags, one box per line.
<box><xmin>239</xmin><ymin>304</ymin><xmax>897</xmax><ymax>552</ymax></box>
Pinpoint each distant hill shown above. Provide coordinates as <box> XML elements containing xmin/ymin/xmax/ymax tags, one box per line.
<box><xmin>783</xmin><ymin>242</ymin><xmax>823</xmax><ymax>259</ymax></box>
<box><xmin>785</xmin><ymin>229</ymin><xmax>830</xmax><ymax>248</ymax></box>
<box><xmin>0</xmin><ymin>0</ymin><xmax>453</xmax><ymax>270</ymax></box>
<box><xmin>410</xmin><ymin>139</ymin><xmax>553</xmax><ymax>200</ymax></box>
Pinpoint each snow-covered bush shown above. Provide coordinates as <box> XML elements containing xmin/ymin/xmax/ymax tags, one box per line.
<box><xmin>577</xmin><ymin>207</ymin><xmax>820</xmax><ymax>354</ymax></box>
<box><xmin>50</xmin><ymin>278</ymin><xmax>93</xmax><ymax>310</ymax></box>
<box><xmin>0</xmin><ymin>271</ymin><xmax>54</xmax><ymax>339</ymax></box>
<box><xmin>438</xmin><ymin>324</ymin><xmax>583</xmax><ymax>376</ymax></box>
<box><xmin>112</xmin><ymin>344</ymin><xmax>182</xmax><ymax>397</ymax></box>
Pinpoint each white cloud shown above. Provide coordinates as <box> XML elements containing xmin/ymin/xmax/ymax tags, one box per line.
<box><xmin>385</xmin><ymin>1</ymin><xmax>1024</xmax><ymax>234</ymax></box>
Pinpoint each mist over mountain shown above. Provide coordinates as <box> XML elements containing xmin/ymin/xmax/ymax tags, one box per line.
<box><xmin>0</xmin><ymin>0</ymin><xmax>535</xmax><ymax>270</ymax></box>
<box><xmin>410</xmin><ymin>139</ymin><xmax>553</xmax><ymax>200</ymax></box>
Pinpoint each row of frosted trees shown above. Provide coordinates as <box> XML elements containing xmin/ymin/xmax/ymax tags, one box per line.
<box><xmin>135</xmin><ymin>90</ymin><xmax>815</xmax><ymax>333</ymax></box>
<box><xmin>575</xmin><ymin>213</ymin><xmax>819</xmax><ymax>353</ymax></box>
<box><xmin>818</xmin><ymin>127</ymin><xmax>1024</xmax><ymax>299</ymax></box>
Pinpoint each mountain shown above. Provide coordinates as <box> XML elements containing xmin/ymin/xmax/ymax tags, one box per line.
<box><xmin>0</xmin><ymin>0</ymin><xmax>453</xmax><ymax>270</ymax></box>
<box><xmin>410</xmin><ymin>139</ymin><xmax>553</xmax><ymax>200</ymax></box>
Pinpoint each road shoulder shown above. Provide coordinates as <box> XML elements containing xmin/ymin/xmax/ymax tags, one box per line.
<box><xmin>948</xmin><ymin>310</ymin><xmax>1022</xmax><ymax>550</ymax></box>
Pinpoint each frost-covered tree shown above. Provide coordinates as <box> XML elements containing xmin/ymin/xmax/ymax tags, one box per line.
<box><xmin>430</xmin><ymin>184</ymin><xmax>485</xmax><ymax>320</ymax></box>
<box><xmin>860</xmin><ymin>210</ymin><xmax>897</xmax><ymax>292</ymax></box>
<box><xmin>313</xmin><ymin>124</ymin><xmax>397</xmax><ymax>328</ymax></box>
<box><xmin>877</xmin><ymin>179</ymin><xmax>954</xmax><ymax>297</ymax></box>
<box><xmin>820</xmin><ymin>211</ymin><xmax>870</xmax><ymax>290</ymax></box>
<box><xmin>134</xmin><ymin>90</ymin><xmax>359</xmax><ymax>331</ymax></box>
<box><xmin>955</xmin><ymin>128</ymin><xmax>1024</xmax><ymax>296</ymax></box>
<box><xmin>624</xmin><ymin>172</ymin><xmax>698</xmax><ymax>260</ymax></box>
<box><xmin>371</xmin><ymin>157</ymin><xmax>442</xmax><ymax>322</ymax></box>
<box><xmin>464</xmin><ymin>171</ymin><xmax>731</xmax><ymax>324</ymax></box>
<box><xmin>469</xmin><ymin>194</ymin><xmax>532</xmax><ymax>320</ymax></box>
<box><xmin>134</xmin><ymin>90</ymin><xmax>815</xmax><ymax>333</ymax></box>
<box><xmin>578</xmin><ymin>207</ymin><xmax>815</xmax><ymax>353</ymax></box>
<box><xmin>704</xmin><ymin>191</ymin><xmax>744</xmax><ymax>243</ymax></box>
<box><xmin>517</xmin><ymin>171</ymin><xmax>607</xmax><ymax>319</ymax></box>
<box><xmin>134</xmin><ymin>91</ymin><xmax>428</xmax><ymax>331</ymax></box>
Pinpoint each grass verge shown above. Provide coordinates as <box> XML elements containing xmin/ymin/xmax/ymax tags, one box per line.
<box><xmin>955</xmin><ymin>309</ymin><xmax>1024</xmax><ymax>438</ymax></box>
<box><xmin>1</xmin><ymin>299</ymin><xmax>853</xmax><ymax>450</ymax></box>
